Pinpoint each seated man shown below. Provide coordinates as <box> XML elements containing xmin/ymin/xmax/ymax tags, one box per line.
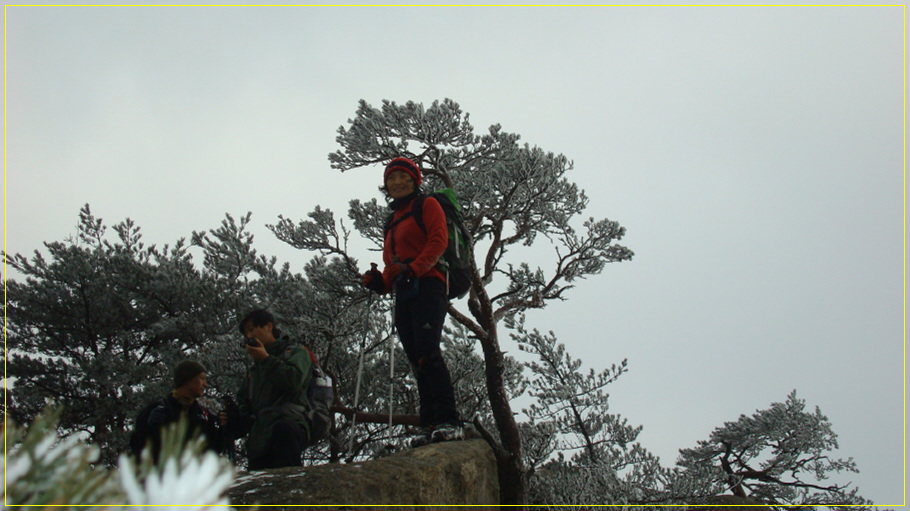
<box><xmin>129</xmin><ymin>360</ymin><xmax>225</xmax><ymax>463</ymax></box>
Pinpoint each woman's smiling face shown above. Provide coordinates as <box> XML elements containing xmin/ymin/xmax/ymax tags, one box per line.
<box><xmin>385</xmin><ymin>169</ymin><xmax>416</xmax><ymax>199</ymax></box>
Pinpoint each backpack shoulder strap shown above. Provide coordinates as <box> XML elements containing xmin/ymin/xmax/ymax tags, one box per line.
<box><xmin>383</xmin><ymin>212</ymin><xmax>395</xmax><ymax>236</ymax></box>
<box><xmin>411</xmin><ymin>194</ymin><xmax>428</xmax><ymax>233</ymax></box>
<box><xmin>384</xmin><ymin>195</ymin><xmax>429</xmax><ymax>258</ymax></box>
<box><xmin>130</xmin><ymin>398</ymin><xmax>168</xmax><ymax>454</ymax></box>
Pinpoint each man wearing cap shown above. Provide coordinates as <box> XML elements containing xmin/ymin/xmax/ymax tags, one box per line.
<box><xmin>129</xmin><ymin>360</ymin><xmax>226</xmax><ymax>463</ymax></box>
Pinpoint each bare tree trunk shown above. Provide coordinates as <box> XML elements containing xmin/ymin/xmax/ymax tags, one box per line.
<box><xmin>477</xmin><ymin>329</ymin><xmax>527</xmax><ymax>507</ymax></box>
<box><xmin>720</xmin><ymin>441</ymin><xmax>748</xmax><ymax>498</ymax></box>
<box><xmin>452</xmin><ymin>284</ymin><xmax>528</xmax><ymax>507</ymax></box>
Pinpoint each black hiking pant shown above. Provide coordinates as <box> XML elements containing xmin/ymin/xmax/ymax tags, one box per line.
<box><xmin>394</xmin><ymin>277</ymin><xmax>461</xmax><ymax>428</ymax></box>
<box><xmin>248</xmin><ymin>419</ymin><xmax>307</xmax><ymax>470</ymax></box>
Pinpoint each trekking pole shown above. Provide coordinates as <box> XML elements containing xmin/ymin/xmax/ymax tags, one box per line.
<box><xmin>347</xmin><ymin>289</ymin><xmax>373</xmax><ymax>458</ymax></box>
<box><xmin>388</xmin><ymin>307</ymin><xmax>395</xmax><ymax>444</ymax></box>
<box><xmin>388</xmin><ymin>293</ymin><xmax>396</xmax><ymax>446</ymax></box>
<box><xmin>220</xmin><ymin>395</ymin><xmax>238</xmax><ymax>465</ymax></box>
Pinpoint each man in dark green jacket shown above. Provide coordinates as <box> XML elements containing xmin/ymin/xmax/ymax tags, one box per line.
<box><xmin>225</xmin><ymin>309</ymin><xmax>313</xmax><ymax>470</ymax></box>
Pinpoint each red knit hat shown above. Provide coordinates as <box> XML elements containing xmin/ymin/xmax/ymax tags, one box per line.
<box><xmin>384</xmin><ymin>157</ymin><xmax>422</xmax><ymax>188</ymax></box>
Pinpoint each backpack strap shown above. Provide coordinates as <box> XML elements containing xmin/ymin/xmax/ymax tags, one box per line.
<box><xmin>384</xmin><ymin>195</ymin><xmax>428</xmax><ymax>258</ymax></box>
<box><xmin>411</xmin><ymin>195</ymin><xmax>427</xmax><ymax>233</ymax></box>
<box><xmin>130</xmin><ymin>397</ymin><xmax>170</xmax><ymax>456</ymax></box>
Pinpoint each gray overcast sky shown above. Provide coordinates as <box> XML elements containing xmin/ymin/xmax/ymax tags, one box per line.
<box><xmin>3</xmin><ymin>5</ymin><xmax>905</xmax><ymax>505</ymax></box>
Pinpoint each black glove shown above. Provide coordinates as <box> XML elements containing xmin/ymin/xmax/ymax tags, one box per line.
<box><xmin>362</xmin><ymin>264</ymin><xmax>385</xmax><ymax>294</ymax></box>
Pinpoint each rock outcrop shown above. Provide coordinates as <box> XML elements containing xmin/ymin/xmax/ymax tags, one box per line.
<box><xmin>227</xmin><ymin>439</ymin><xmax>499</xmax><ymax>509</ymax></box>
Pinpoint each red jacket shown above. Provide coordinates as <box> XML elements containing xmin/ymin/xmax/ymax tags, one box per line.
<box><xmin>383</xmin><ymin>195</ymin><xmax>448</xmax><ymax>288</ymax></box>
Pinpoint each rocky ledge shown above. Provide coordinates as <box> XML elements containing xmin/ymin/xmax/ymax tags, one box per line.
<box><xmin>228</xmin><ymin>438</ymin><xmax>499</xmax><ymax>510</ymax></box>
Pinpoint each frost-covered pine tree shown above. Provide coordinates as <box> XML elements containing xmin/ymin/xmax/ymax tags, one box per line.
<box><xmin>516</xmin><ymin>333</ymin><xmax>873</xmax><ymax>508</ymax></box>
<box><xmin>668</xmin><ymin>391</ymin><xmax>871</xmax><ymax>508</ymax></box>
<box><xmin>515</xmin><ymin>319</ymin><xmax>668</xmax><ymax>506</ymax></box>
<box><xmin>4</xmin><ymin>205</ymin><xmax>216</xmax><ymax>465</ymax></box>
<box><xmin>268</xmin><ymin>98</ymin><xmax>634</xmax><ymax>505</ymax></box>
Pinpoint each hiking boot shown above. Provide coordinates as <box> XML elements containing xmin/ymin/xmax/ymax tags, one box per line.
<box><xmin>409</xmin><ymin>427</ymin><xmax>433</xmax><ymax>448</ymax></box>
<box><xmin>431</xmin><ymin>423</ymin><xmax>464</xmax><ymax>443</ymax></box>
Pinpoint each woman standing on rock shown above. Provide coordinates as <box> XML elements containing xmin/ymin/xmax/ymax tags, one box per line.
<box><xmin>361</xmin><ymin>157</ymin><xmax>464</xmax><ymax>446</ymax></box>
